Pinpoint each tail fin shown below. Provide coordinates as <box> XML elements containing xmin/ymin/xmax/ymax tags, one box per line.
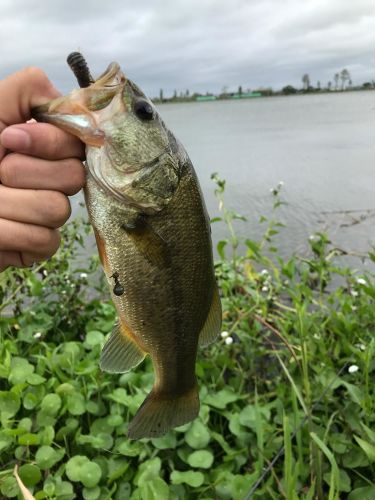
<box><xmin>127</xmin><ymin>386</ymin><xmax>199</xmax><ymax>440</ymax></box>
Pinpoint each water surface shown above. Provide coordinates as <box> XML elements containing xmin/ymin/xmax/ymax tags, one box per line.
<box><xmin>72</xmin><ymin>91</ymin><xmax>375</xmax><ymax>264</ymax></box>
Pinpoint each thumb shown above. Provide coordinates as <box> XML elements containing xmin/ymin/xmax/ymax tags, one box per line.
<box><xmin>0</xmin><ymin>67</ymin><xmax>60</xmax><ymax>128</ymax></box>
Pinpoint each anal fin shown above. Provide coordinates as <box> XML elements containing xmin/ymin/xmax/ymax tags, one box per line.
<box><xmin>100</xmin><ymin>321</ymin><xmax>146</xmax><ymax>373</ymax></box>
<box><xmin>198</xmin><ymin>284</ymin><xmax>222</xmax><ymax>347</ymax></box>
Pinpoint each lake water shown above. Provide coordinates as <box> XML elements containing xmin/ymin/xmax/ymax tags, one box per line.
<box><xmin>72</xmin><ymin>91</ymin><xmax>375</xmax><ymax>266</ymax></box>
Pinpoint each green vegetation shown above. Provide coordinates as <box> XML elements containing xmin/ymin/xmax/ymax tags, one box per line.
<box><xmin>0</xmin><ymin>179</ymin><xmax>374</xmax><ymax>499</ymax></box>
<box><xmin>155</xmin><ymin>68</ymin><xmax>375</xmax><ymax>102</ymax></box>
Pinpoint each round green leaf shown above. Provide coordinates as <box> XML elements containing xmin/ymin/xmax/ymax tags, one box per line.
<box><xmin>139</xmin><ymin>477</ymin><xmax>169</xmax><ymax>498</ymax></box>
<box><xmin>116</xmin><ymin>439</ymin><xmax>143</xmax><ymax>457</ymax></box>
<box><xmin>170</xmin><ymin>470</ymin><xmax>205</xmax><ymax>487</ymax></box>
<box><xmin>54</xmin><ymin>479</ymin><xmax>74</xmax><ymax>496</ymax></box>
<box><xmin>18</xmin><ymin>464</ymin><xmax>42</xmax><ymax>487</ymax></box>
<box><xmin>8</xmin><ymin>357</ymin><xmax>34</xmax><ymax>385</ymax></box>
<box><xmin>185</xmin><ymin>420</ymin><xmax>211</xmax><ymax>449</ymax></box>
<box><xmin>151</xmin><ymin>432</ymin><xmax>177</xmax><ymax>450</ymax></box>
<box><xmin>86</xmin><ymin>401</ymin><xmax>101</xmax><ymax>415</ymax></box>
<box><xmin>26</xmin><ymin>373</ymin><xmax>46</xmax><ymax>385</ymax></box>
<box><xmin>115</xmin><ymin>482</ymin><xmax>131</xmax><ymax>499</ymax></box>
<box><xmin>36</xmin><ymin>445</ymin><xmax>65</xmax><ymax>470</ymax></box>
<box><xmin>41</xmin><ymin>393</ymin><xmax>62</xmax><ymax>415</ymax></box>
<box><xmin>187</xmin><ymin>450</ymin><xmax>214</xmax><ymax>469</ymax></box>
<box><xmin>23</xmin><ymin>392</ymin><xmax>39</xmax><ymax>410</ymax></box>
<box><xmin>78</xmin><ymin>432</ymin><xmax>114</xmax><ymax>450</ymax></box>
<box><xmin>0</xmin><ymin>476</ymin><xmax>18</xmax><ymax>498</ymax></box>
<box><xmin>15</xmin><ymin>446</ymin><xmax>26</xmax><ymax>460</ymax></box>
<box><xmin>0</xmin><ymin>391</ymin><xmax>20</xmax><ymax>419</ymax></box>
<box><xmin>107</xmin><ymin>414</ymin><xmax>123</xmax><ymax>427</ymax></box>
<box><xmin>67</xmin><ymin>392</ymin><xmax>86</xmax><ymax>415</ymax></box>
<box><xmin>38</xmin><ymin>425</ymin><xmax>55</xmax><ymax>445</ymax></box>
<box><xmin>66</xmin><ymin>455</ymin><xmax>89</xmax><ymax>482</ymax></box>
<box><xmin>134</xmin><ymin>457</ymin><xmax>161</xmax><ymax>485</ymax></box>
<box><xmin>18</xmin><ymin>418</ymin><xmax>32</xmax><ymax>432</ymax></box>
<box><xmin>18</xmin><ymin>433</ymin><xmax>40</xmax><ymax>446</ymax></box>
<box><xmin>43</xmin><ymin>478</ymin><xmax>55</xmax><ymax>496</ymax></box>
<box><xmin>80</xmin><ymin>461</ymin><xmax>102</xmax><ymax>488</ymax></box>
<box><xmin>85</xmin><ymin>330</ymin><xmax>105</xmax><ymax>348</ymax></box>
<box><xmin>90</xmin><ymin>417</ymin><xmax>114</xmax><ymax>435</ymax></box>
<box><xmin>204</xmin><ymin>388</ymin><xmax>239</xmax><ymax>409</ymax></box>
<box><xmin>83</xmin><ymin>486</ymin><xmax>101</xmax><ymax>499</ymax></box>
<box><xmin>56</xmin><ymin>382</ymin><xmax>75</xmax><ymax>394</ymax></box>
<box><xmin>348</xmin><ymin>486</ymin><xmax>375</xmax><ymax>500</ymax></box>
<box><xmin>0</xmin><ymin>433</ymin><xmax>13</xmax><ymax>453</ymax></box>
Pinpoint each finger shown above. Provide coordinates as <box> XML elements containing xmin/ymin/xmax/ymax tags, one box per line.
<box><xmin>0</xmin><ymin>251</ymin><xmax>24</xmax><ymax>271</ymax></box>
<box><xmin>0</xmin><ymin>122</ymin><xmax>85</xmax><ymax>160</ymax></box>
<box><xmin>0</xmin><ymin>153</ymin><xmax>86</xmax><ymax>195</ymax></box>
<box><xmin>0</xmin><ymin>250</ymin><xmax>54</xmax><ymax>271</ymax></box>
<box><xmin>0</xmin><ymin>186</ymin><xmax>71</xmax><ymax>229</ymax></box>
<box><xmin>0</xmin><ymin>67</ymin><xmax>60</xmax><ymax>127</ymax></box>
<box><xmin>0</xmin><ymin>218</ymin><xmax>61</xmax><ymax>255</ymax></box>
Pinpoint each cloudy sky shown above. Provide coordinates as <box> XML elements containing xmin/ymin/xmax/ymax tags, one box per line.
<box><xmin>1</xmin><ymin>0</ymin><xmax>375</xmax><ymax>97</ymax></box>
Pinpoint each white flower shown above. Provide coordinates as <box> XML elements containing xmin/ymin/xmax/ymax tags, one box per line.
<box><xmin>261</xmin><ymin>285</ymin><xmax>269</xmax><ymax>292</ymax></box>
<box><xmin>225</xmin><ymin>337</ymin><xmax>233</xmax><ymax>345</ymax></box>
<box><xmin>220</xmin><ymin>331</ymin><xmax>229</xmax><ymax>338</ymax></box>
<box><xmin>260</xmin><ymin>269</ymin><xmax>269</xmax><ymax>276</ymax></box>
<box><xmin>355</xmin><ymin>343</ymin><xmax>365</xmax><ymax>351</ymax></box>
<box><xmin>42</xmin><ymin>270</ymin><xmax>48</xmax><ymax>277</ymax></box>
<box><xmin>350</xmin><ymin>290</ymin><xmax>359</xmax><ymax>297</ymax></box>
<box><xmin>348</xmin><ymin>364</ymin><xmax>359</xmax><ymax>374</ymax></box>
<box><xmin>33</xmin><ymin>332</ymin><xmax>42</xmax><ymax>339</ymax></box>
<box><xmin>357</xmin><ymin>278</ymin><xmax>366</xmax><ymax>285</ymax></box>
<box><xmin>309</xmin><ymin>235</ymin><xmax>316</xmax><ymax>241</ymax></box>
<box><xmin>80</xmin><ymin>272</ymin><xmax>88</xmax><ymax>279</ymax></box>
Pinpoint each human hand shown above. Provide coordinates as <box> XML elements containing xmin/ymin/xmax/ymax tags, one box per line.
<box><xmin>0</xmin><ymin>67</ymin><xmax>85</xmax><ymax>271</ymax></box>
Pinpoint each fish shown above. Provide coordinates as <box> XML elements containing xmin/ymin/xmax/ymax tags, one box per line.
<box><xmin>32</xmin><ymin>53</ymin><xmax>222</xmax><ymax>439</ymax></box>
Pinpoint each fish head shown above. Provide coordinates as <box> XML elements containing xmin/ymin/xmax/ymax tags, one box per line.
<box><xmin>32</xmin><ymin>60</ymin><xmax>182</xmax><ymax>212</ymax></box>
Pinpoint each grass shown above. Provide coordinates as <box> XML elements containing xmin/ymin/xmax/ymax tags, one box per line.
<box><xmin>0</xmin><ymin>177</ymin><xmax>374</xmax><ymax>499</ymax></box>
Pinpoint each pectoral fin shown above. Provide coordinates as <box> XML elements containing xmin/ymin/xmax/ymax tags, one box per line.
<box><xmin>93</xmin><ymin>227</ymin><xmax>110</xmax><ymax>274</ymax></box>
<box><xmin>122</xmin><ymin>217</ymin><xmax>169</xmax><ymax>268</ymax></box>
<box><xmin>198</xmin><ymin>284</ymin><xmax>222</xmax><ymax>346</ymax></box>
<box><xmin>100</xmin><ymin>321</ymin><xmax>146</xmax><ymax>373</ymax></box>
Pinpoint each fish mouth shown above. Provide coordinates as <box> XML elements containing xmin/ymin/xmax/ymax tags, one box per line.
<box><xmin>31</xmin><ymin>57</ymin><xmax>126</xmax><ymax>147</ymax></box>
<box><xmin>32</xmin><ymin>54</ymin><xmax>133</xmax><ymax>201</ymax></box>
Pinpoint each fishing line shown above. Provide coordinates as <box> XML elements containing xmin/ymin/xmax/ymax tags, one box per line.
<box><xmin>244</xmin><ymin>339</ymin><xmax>350</xmax><ymax>499</ymax></box>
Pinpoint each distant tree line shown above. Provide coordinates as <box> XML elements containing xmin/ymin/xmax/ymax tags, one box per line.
<box><xmin>154</xmin><ymin>67</ymin><xmax>375</xmax><ymax>102</ymax></box>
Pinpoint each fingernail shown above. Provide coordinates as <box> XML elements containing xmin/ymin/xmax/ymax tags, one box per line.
<box><xmin>0</xmin><ymin>127</ymin><xmax>31</xmax><ymax>150</ymax></box>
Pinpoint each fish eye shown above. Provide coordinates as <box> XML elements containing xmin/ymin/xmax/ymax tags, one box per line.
<box><xmin>134</xmin><ymin>99</ymin><xmax>154</xmax><ymax>121</ymax></box>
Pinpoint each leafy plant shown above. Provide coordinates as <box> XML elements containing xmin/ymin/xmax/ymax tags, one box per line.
<box><xmin>0</xmin><ymin>182</ymin><xmax>374</xmax><ymax>499</ymax></box>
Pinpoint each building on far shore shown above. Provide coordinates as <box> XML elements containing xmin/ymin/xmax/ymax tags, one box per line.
<box><xmin>195</xmin><ymin>92</ymin><xmax>262</xmax><ymax>102</ymax></box>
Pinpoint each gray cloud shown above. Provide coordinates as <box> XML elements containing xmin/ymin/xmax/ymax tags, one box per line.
<box><xmin>1</xmin><ymin>0</ymin><xmax>375</xmax><ymax>96</ymax></box>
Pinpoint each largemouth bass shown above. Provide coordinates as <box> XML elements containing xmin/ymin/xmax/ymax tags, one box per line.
<box><xmin>32</xmin><ymin>53</ymin><xmax>221</xmax><ymax>439</ymax></box>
